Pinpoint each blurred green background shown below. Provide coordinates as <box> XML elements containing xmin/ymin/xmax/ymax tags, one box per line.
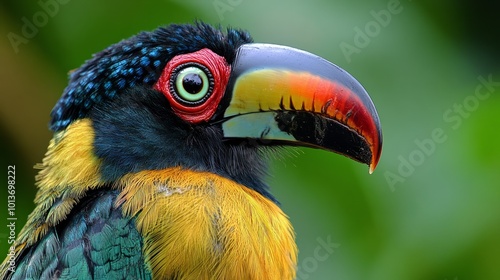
<box><xmin>1</xmin><ymin>0</ymin><xmax>499</xmax><ymax>279</ymax></box>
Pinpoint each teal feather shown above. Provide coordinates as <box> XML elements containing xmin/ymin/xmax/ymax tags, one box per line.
<box><xmin>9</xmin><ymin>190</ymin><xmax>152</xmax><ymax>280</ymax></box>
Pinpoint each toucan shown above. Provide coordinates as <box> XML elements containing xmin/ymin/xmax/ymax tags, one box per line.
<box><xmin>1</xmin><ymin>22</ymin><xmax>382</xmax><ymax>279</ymax></box>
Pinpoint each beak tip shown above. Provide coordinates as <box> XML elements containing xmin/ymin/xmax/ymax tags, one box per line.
<box><xmin>368</xmin><ymin>144</ymin><xmax>382</xmax><ymax>174</ymax></box>
<box><xmin>369</xmin><ymin>164</ymin><xmax>376</xmax><ymax>174</ymax></box>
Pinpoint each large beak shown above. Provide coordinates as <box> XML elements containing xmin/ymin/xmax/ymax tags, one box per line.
<box><xmin>217</xmin><ymin>44</ymin><xmax>382</xmax><ymax>173</ymax></box>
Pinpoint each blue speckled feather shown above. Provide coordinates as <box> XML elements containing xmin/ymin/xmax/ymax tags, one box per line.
<box><xmin>50</xmin><ymin>22</ymin><xmax>252</xmax><ymax>132</ymax></box>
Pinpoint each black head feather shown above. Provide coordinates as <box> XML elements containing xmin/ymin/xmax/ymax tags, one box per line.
<box><xmin>50</xmin><ymin>22</ymin><xmax>253</xmax><ymax>131</ymax></box>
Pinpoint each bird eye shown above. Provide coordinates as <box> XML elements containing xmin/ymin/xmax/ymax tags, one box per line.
<box><xmin>171</xmin><ymin>64</ymin><xmax>213</xmax><ymax>105</ymax></box>
<box><xmin>155</xmin><ymin>48</ymin><xmax>231</xmax><ymax>123</ymax></box>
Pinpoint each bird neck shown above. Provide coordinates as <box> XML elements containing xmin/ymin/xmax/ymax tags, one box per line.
<box><xmin>87</xmin><ymin>86</ymin><xmax>277</xmax><ymax>202</ymax></box>
<box><xmin>19</xmin><ymin>118</ymin><xmax>297</xmax><ymax>279</ymax></box>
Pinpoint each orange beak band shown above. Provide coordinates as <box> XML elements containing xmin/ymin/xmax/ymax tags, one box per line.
<box><xmin>215</xmin><ymin>44</ymin><xmax>382</xmax><ymax>173</ymax></box>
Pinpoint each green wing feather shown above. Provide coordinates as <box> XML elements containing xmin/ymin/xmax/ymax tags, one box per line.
<box><xmin>8</xmin><ymin>189</ymin><xmax>152</xmax><ymax>280</ymax></box>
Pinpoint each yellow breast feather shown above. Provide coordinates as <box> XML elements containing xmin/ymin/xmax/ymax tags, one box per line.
<box><xmin>117</xmin><ymin>168</ymin><xmax>298</xmax><ymax>280</ymax></box>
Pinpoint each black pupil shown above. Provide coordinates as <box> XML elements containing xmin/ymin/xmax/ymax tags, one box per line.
<box><xmin>182</xmin><ymin>73</ymin><xmax>203</xmax><ymax>94</ymax></box>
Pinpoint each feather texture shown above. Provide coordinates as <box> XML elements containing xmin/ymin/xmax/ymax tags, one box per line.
<box><xmin>9</xmin><ymin>190</ymin><xmax>151</xmax><ymax>280</ymax></box>
<box><xmin>117</xmin><ymin>168</ymin><xmax>297</xmax><ymax>279</ymax></box>
<box><xmin>1</xmin><ymin>118</ymin><xmax>297</xmax><ymax>279</ymax></box>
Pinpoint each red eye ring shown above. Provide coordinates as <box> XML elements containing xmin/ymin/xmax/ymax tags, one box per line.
<box><xmin>154</xmin><ymin>49</ymin><xmax>231</xmax><ymax>124</ymax></box>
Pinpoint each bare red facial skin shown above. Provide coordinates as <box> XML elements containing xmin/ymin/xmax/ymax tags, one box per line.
<box><xmin>154</xmin><ymin>48</ymin><xmax>231</xmax><ymax>123</ymax></box>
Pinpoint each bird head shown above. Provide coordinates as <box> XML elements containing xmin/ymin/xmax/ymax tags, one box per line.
<box><xmin>49</xmin><ymin>22</ymin><xmax>382</xmax><ymax>201</ymax></box>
